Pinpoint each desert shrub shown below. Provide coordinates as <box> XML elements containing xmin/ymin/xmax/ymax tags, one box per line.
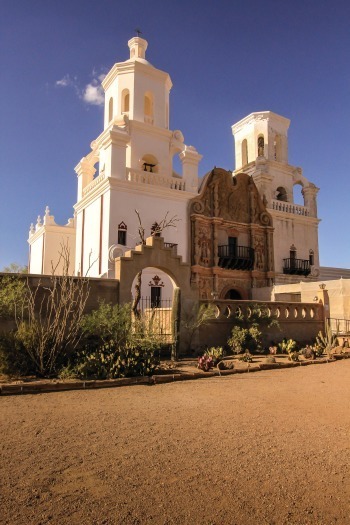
<box><xmin>80</xmin><ymin>302</ymin><xmax>132</xmax><ymax>352</ymax></box>
<box><xmin>278</xmin><ymin>338</ymin><xmax>297</xmax><ymax>354</ymax></box>
<box><xmin>181</xmin><ymin>303</ymin><xmax>217</xmax><ymax>351</ymax></box>
<box><xmin>0</xmin><ymin>275</ymin><xmax>27</xmax><ymax>319</ymax></box>
<box><xmin>316</xmin><ymin>321</ymin><xmax>338</xmax><ymax>357</ymax></box>
<box><xmin>76</xmin><ymin>344</ymin><xmax>158</xmax><ymax>379</ymax></box>
<box><xmin>302</xmin><ymin>345</ymin><xmax>316</xmax><ymax>360</ymax></box>
<box><xmin>0</xmin><ymin>332</ymin><xmax>36</xmax><ymax>377</ymax></box>
<box><xmin>302</xmin><ymin>344</ymin><xmax>324</xmax><ymax>359</ymax></box>
<box><xmin>227</xmin><ymin>304</ymin><xmax>279</xmax><ymax>355</ymax></box>
<box><xmin>204</xmin><ymin>346</ymin><xmax>224</xmax><ymax>363</ymax></box>
<box><xmin>238</xmin><ymin>351</ymin><xmax>253</xmax><ymax>363</ymax></box>
<box><xmin>228</xmin><ymin>325</ymin><xmax>263</xmax><ymax>354</ymax></box>
<box><xmin>278</xmin><ymin>338</ymin><xmax>299</xmax><ymax>361</ymax></box>
<box><xmin>77</xmin><ymin>302</ymin><xmax>161</xmax><ymax>379</ymax></box>
<box><xmin>4</xmin><ymin>244</ymin><xmax>91</xmax><ymax>377</ymax></box>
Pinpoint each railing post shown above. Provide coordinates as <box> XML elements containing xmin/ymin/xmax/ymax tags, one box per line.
<box><xmin>171</xmin><ymin>287</ymin><xmax>181</xmax><ymax>361</ymax></box>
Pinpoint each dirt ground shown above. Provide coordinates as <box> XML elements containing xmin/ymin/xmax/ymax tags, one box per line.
<box><xmin>1</xmin><ymin>361</ymin><xmax>350</xmax><ymax>525</ymax></box>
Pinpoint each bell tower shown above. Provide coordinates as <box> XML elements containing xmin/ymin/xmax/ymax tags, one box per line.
<box><xmin>232</xmin><ymin>111</ymin><xmax>320</xmax><ymax>284</ymax></box>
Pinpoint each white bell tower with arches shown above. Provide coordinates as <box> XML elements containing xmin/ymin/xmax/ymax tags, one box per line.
<box><xmin>72</xmin><ymin>36</ymin><xmax>202</xmax><ymax>279</ymax></box>
<box><xmin>232</xmin><ymin>111</ymin><xmax>320</xmax><ymax>284</ymax></box>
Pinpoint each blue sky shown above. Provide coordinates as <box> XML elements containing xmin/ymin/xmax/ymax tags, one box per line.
<box><xmin>1</xmin><ymin>0</ymin><xmax>349</xmax><ymax>270</ymax></box>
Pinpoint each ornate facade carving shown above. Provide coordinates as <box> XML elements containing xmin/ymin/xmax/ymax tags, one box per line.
<box><xmin>190</xmin><ymin>168</ymin><xmax>274</xmax><ymax>299</ymax></box>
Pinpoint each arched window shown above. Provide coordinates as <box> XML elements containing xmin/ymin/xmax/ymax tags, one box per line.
<box><xmin>118</xmin><ymin>222</ymin><xmax>127</xmax><ymax>246</ymax></box>
<box><xmin>108</xmin><ymin>97</ymin><xmax>113</xmax><ymax>122</ymax></box>
<box><xmin>257</xmin><ymin>135</ymin><xmax>265</xmax><ymax>157</ymax></box>
<box><xmin>276</xmin><ymin>186</ymin><xmax>288</xmax><ymax>202</ymax></box>
<box><xmin>224</xmin><ymin>289</ymin><xmax>242</xmax><ymax>300</ymax></box>
<box><xmin>242</xmin><ymin>139</ymin><xmax>248</xmax><ymax>166</ymax></box>
<box><xmin>144</xmin><ymin>92</ymin><xmax>154</xmax><ymax>123</ymax></box>
<box><xmin>290</xmin><ymin>244</ymin><xmax>297</xmax><ymax>265</ymax></box>
<box><xmin>121</xmin><ymin>89</ymin><xmax>130</xmax><ymax>113</ymax></box>
<box><xmin>149</xmin><ymin>275</ymin><xmax>165</xmax><ymax>308</ymax></box>
<box><xmin>309</xmin><ymin>250</ymin><xmax>314</xmax><ymax>266</ymax></box>
<box><xmin>141</xmin><ymin>154</ymin><xmax>158</xmax><ymax>173</ymax></box>
<box><xmin>293</xmin><ymin>183</ymin><xmax>304</xmax><ymax>206</ymax></box>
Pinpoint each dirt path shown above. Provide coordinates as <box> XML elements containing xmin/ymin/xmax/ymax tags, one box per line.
<box><xmin>1</xmin><ymin>361</ymin><xmax>350</xmax><ymax>525</ymax></box>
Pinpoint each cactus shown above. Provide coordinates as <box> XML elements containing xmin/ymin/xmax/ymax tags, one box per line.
<box><xmin>316</xmin><ymin>321</ymin><xmax>338</xmax><ymax>357</ymax></box>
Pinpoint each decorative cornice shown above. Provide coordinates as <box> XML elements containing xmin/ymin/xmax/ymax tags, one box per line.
<box><xmin>232</xmin><ymin>111</ymin><xmax>290</xmax><ymax>134</ymax></box>
<box><xmin>102</xmin><ymin>60</ymin><xmax>172</xmax><ymax>92</ymax></box>
<box><xmin>129</xmin><ymin>120</ymin><xmax>173</xmax><ymax>141</ymax></box>
<box><xmin>28</xmin><ymin>224</ymin><xmax>76</xmax><ymax>245</ymax></box>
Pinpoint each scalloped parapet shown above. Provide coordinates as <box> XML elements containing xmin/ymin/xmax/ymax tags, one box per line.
<box><xmin>115</xmin><ymin>236</ymin><xmax>197</xmax><ymax>305</ymax></box>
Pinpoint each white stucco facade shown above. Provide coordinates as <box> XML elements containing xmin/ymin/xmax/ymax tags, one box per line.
<box><xmin>28</xmin><ymin>36</ymin><xmax>338</xmax><ymax>303</ymax></box>
<box><xmin>28</xmin><ymin>207</ymin><xmax>75</xmax><ymax>275</ymax></box>
<box><xmin>72</xmin><ymin>36</ymin><xmax>202</xmax><ymax>286</ymax></box>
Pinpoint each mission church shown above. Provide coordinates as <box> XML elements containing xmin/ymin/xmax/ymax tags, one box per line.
<box><xmin>28</xmin><ymin>35</ymin><xmax>322</xmax><ymax>305</ymax></box>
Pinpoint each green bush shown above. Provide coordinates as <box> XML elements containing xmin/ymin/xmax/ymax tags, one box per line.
<box><xmin>0</xmin><ymin>275</ymin><xmax>27</xmax><ymax>319</ymax></box>
<box><xmin>76</xmin><ymin>344</ymin><xmax>158</xmax><ymax>379</ymax></box>
<box><xmin>80</xmin><ymin>302</ymin><xmax>132</xmax><ymax>351</ymax></box>
<box><xmin>77</xmin><ymin>302</ymin><xmax>161</xmax><ymax>379</ymax></box>
<box><xmin>0</xmin><ymin>332</ymin><xmax>36</xmax><ymax>377</ymax></box>
<box><xmin>227</xmin><ymin>303</ymin><xmax>279</xmax><ymax>355</ymax></box>
<box><xmin>228</xmin><ymin>325</ymin><xmax>262</xmax><ymax>354</ymax></box>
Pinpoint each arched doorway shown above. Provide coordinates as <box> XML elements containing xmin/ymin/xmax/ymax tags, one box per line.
<box><xmin>131</xmin><ymin>267</ymin><xmax>176</xmax><ymax>348</ymax></box>
<box><xmin>115</xmin><ymin>236</ymin><xmax>197</xmax><ymax>356</ymax></box>
<box><xmin>224</xmin><ymin>289</ymin><xmax>242</xmax><ymax>300</ymax></box>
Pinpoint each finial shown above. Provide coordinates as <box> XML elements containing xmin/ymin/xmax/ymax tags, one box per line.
<box><xmin>45</xmin><ymin>205</ymin><xmax>50</xmax><ymax>216</ymax></box>
<box><xmin>135</xmin><ymin>28</ymin><xmax>142</xmax><ymax>37</ymax></box>
<box><xmin>30</xmin><ymin>223</ymin><xmax>35</xmax><ymax>234</ymax></box>
<box><xmin>37</xmin><ymin>215</ymin><xmax>42</xmax><ymax>226</ymax></box>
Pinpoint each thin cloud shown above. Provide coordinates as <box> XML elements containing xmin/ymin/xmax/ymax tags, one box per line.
<box><xmin>55</xmin><ymin>71</ymin><xmax>106</xmax><ymax>107</ymax></box>
<box><xmin>55</xmin><ymin>74</ymin><xmax>75</xmax><ymax>88</ymax></box>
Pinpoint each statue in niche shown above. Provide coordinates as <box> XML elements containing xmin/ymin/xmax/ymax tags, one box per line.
<box><xmin>258</xmin><ymin>136</ymin><xmax>265</xmax><ymax>157</ymax></box>
<box><xmin>197</xmin><ymin>225</ymin><xmax>211</xmax><ymax>266</ymax></box>
<box><xmin>198</xmin><ymin>277</ymin><xmax>211</xmax><ymax>299</ymax></box>
<box><xmin>254</xmin><ymin>236</ymin><xmax>265</xmax><ymax>271</ymax></box>
<box><xmin>200</xmin><ymin>240</ymin><xmax>211</xmax><ymax>266</ymax></box>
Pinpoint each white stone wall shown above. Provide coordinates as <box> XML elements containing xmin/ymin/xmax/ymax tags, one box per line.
<box><xmin>29</xmin><ymin>235</ymin><xmax>44</xmax><ymax>274</ymax></box>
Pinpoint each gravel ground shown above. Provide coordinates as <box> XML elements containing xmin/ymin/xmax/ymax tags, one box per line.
<box><xmin>1</xmin><ymin>360</ymin><xmax>350</xmax><ymax>525</ymax></box>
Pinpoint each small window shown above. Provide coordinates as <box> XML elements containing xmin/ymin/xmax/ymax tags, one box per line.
<box><xmin>118</xmin><ymin>222</ymin><xmax>127</xmax><ymax>246</ymax></box>
<box><xmin>276</xmin><ymin>187</ymin><xmax>288</xmax><ymax>202</ymax></box>
<box><xmin>228</xmin><ymin>237</ymin><xmax>237</xmax><ymax>256</ymax></box>
<box><xmin>108</xmin><ymin>97</ymin><xmax>113</xmax><ymax>122</ymax></box>
<box><xmin>309</xmin><ymin>250</ymin><xmax>314</xmax><ymax>266</ymax></box>
<box><xmin>290</xmin><ymin>245</ymin><xmax>297</xmax><ymax>267</ymax></box>
<box><xmin>242</xmin><ymin>139</ymin><xmax>248</xmax><ymax>166</ymax></box>
<box><xmin>258</xmin><ymin>135</ymin><xmax>264</xmax><ymax>157</ymax></box>
<box><xmin>121</xmin><ymin>89</ymin><xmax>130</xmax><ymax>113</ymax></box>
<box><xmin>151</xmin><ymin>286</ymin><xmax>161</xmax><ymax>308</ymax></box>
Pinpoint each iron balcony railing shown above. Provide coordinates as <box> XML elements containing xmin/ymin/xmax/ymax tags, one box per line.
<box><xmin>328</xmin><ymin>318</ymin><xmax>350</xmax><ymax>336</ymax></box>
<box><xmin>283</xmin><ymin>258</ymin><xmax>311</xmax><ymax>276</ymax></box>
<box><xmin>218</xmin><ymin>245</ymin><xmax>255</xmax><ymax>271</ymax></box>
